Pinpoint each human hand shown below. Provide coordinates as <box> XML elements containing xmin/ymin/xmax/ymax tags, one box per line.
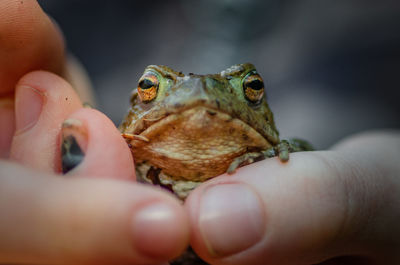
<box><xmin>0</xmin><ymin>0</ymin><xmax>64</xmax><ymax>157</ymax></box>
<box><xmin>0</xmin><ymin>1</ymin><xmax>189</xmax><ymax>264</ymax></box>
<box><xmin>185</xmin><ymin>131</ymin><xmax>400</xmax><ymax>264</ymax></box>
<box><xmin>0</xmin><ymin>0</ymin><xmax>96</xmax><ymax>159</ymax></box>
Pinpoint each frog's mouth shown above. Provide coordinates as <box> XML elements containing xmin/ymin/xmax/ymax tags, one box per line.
<box><xmin>127</xmin><ymin>98</ymin><xmax>279</xmax><ymax>146</ymax></box>
<box><xmin>129</xmin><ymin>105</ymin><xmax>272</xmax><ymax>154</ymax></box>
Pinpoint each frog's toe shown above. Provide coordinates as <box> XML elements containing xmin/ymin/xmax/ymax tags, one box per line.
<box><xmin>227</xmin><ymin>152</ymin><xmax>268</xmax><ymax>174</ymax></box>
<box><xmin>276</xmin><ymin>141</ymin><xmax>290</xmax><ymax>162</ymax></box>
<box><xmin>278</xmin><ymin>150</ymin><xmax>289</xmax><ymax>162</ymax></box>
<box><xmin>227</xmin><ymin>159</ymin><xmax>241</xmax><ymax>174</ymax></box>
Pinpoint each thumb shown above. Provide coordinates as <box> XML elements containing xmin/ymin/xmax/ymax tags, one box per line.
<box><xmin>0</xmin><ymin>161</ymin><xmax>189</xmax><ymax>264</ymax></box>
<box><xmin>185</xmin><ymin>148</ymin><xmax>399</xmax><ymax>264</ymax></box>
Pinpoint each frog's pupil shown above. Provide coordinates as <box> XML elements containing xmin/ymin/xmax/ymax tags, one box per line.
<box><xmin>139</xmin><ymin>79</ymin><xmax>155</xmax><ymax>90</ymax></box>
<box><xmin>247</xmin><ymin>79</ymin><xmax>263</xmax><ymax>90</ymax></box>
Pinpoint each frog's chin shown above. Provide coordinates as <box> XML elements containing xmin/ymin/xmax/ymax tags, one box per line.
<box><xmin>129</xmin><ymin>106</ymin><xmax>272</xmax><ymax>181</ymax></box>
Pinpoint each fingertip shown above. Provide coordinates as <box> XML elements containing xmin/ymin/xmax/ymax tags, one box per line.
<box><xmin>185</xmin><ymin>180</ymin><xmax>267</xmax><ymax>264</ymax></box>
<box><xmin>61</xmin><ymin>108</ymin><xmax>135</xmax><ymax>180</ymax></box>
<box><xmin>132</xmin><ymin>197</ymin><xmax>191</xmax><ymax>260</ymax></box>
<box><xmin>11</xmin><ymin>71</ymin><xmax>82</xmax><ymax>171</ymax></box>
<box><xmin>185</xmin><ymin>153</ymin><xmax>355</xmax><ymax>264</ymax></box>
<box><xmin>17</xmin><ymin>70</ymin><xmax>70</xmax><ymax>91</ymax></box>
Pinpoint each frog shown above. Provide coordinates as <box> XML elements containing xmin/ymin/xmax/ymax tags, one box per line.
<box><xmin>119</xmin><ymin>63</ymin><xmax>313</xmax><ymax>200</ymax></box>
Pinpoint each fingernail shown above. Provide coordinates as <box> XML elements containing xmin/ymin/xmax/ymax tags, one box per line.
<box><xmin>132</xmin><ymin>202</ymin><xmax>181</xmax><ymax>259</ymax></box>
<box><xmin>15</xmin><ymin>85</ymin><xmax>44</xmax><ymax>133</ymax></box>
<box><xmin>61</xmin><ymin>119</ymin><xmax>87</xmax><ymax>174</ymax></box>
<box><xmin>199</xmin><ymin>183</ymin><xmax>265</xmax><ymax>257</ymax></box>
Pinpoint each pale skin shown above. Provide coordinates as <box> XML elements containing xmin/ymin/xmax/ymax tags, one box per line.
<box><xmin>0</xmin><ymin>1</ymin><xmax>399</xmax><ymax>264</ymax></box>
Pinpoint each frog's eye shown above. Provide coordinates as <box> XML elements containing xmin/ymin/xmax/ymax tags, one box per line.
<box><xmin>242</xmin><ymin>73</ymin><xmax>265</xmax><ymax>103</ymax></box>
<box><xmin>137</xmin><ymin>73</ymin><xmax>159</xmax><ymax>102</ymax></box>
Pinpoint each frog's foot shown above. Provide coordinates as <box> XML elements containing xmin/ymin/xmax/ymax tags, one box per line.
<box><xmin>227</xmin><ymin>148</ymin><xmax>276</xmax><ymax>174</ymax></box>
<box><xmin>277</xmin><ymin>139</ymin><xmax>315</xmax><ymax>162</ymax></box>
<box><xmin>276</xmin><ymin>140</ymin><xmax>290</xmax><ymax>162</ymax></box>
<box><xmin>158</xmin><ymin>174</ymin><xmax>202</xmax><ymax>200</ymax></box>
<box><xmin>171</xmin><ymin>181</ymin><xmax>202</xmax><ymax>200</ymax></box>
<box><xmin>287</xmin><ymin>138</ymin><xmax>315</xmax><ymax>152</ymax></box>
<box><xmin>227</xmin><ymin>139</ymin><xmax>314</xmax><ymax>174</ymax></box>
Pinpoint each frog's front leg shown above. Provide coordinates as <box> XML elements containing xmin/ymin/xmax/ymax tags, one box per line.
<box><xmin>227</xmin><ymin>139</ymin><xmax>314</xmax><ymax>174</ymax></box>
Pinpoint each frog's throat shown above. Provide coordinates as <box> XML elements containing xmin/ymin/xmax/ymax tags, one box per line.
<box><xmin>126</xmin><ymin>101</ymin><xmax>279</xmax><ymax>146</ymax></box>
<box><xmin>129</xmin><ymin>106</ymin><xmax>272</xmax><ymax>181</ymax></box>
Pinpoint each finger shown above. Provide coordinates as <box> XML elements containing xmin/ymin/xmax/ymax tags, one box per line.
<box><xmin>0</xmin><ymin>0</ymin><xmax>65</xmax><ymax>96</ymax></box>
<box><xmin>10</xmin><ymin>70</ymin><xmax>134</xmax><ymax>179</ymax></box>
<box><xmin>0</xmin><ymin>161</ymin><xmax>189</xmax><ymax>264</ymax></box>
<box><xmin>10</xmin><ymin>71</ymin><xmax>82</xmax><ymax>171</ymax></box>
<box><xmin>0</xmin><ymin>0</ymin><xmax>65</xmax><ymax>157</ymax></box>
<box><xmin>60</xmin><ymin>108</ymin><xmax>135</xmax><ymax>180</ymax></box>
<box><xmin>185</xmin><ymin>152</ymin><xmax>387</xmax><ymax>265</ymax></box>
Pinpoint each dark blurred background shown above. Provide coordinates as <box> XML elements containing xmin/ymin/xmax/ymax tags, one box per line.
<box><xmin>38</xmin><ymin>0</ymin><xmax>400</xmax><ymax>149</ymax></box>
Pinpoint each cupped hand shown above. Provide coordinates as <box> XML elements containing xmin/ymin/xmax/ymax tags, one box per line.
<box><xmin>1</xmin><ymin>49</ymin><xmax>189</xmax><ymax>265</ymax></box>
<box><xmin>185</xmin><ymin>131</ymin><xmax>400</xmax><ymax>265</ymax></box>
<box><xmin>0</xmin><ymin>1</ymin><xmax>189</xmax><ymax>264</ymax></box>
<box><xmin>0</xmin><ymin>0</ymin><xmax>93</xmax><ymax>158</ymax></box>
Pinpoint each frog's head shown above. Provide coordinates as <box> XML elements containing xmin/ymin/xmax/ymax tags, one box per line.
<box><xmin>121</xmin><ymin>63</ymin><xmax>279</xmax><ymax>142</ymax></box>
<box><xmin>119</xmin><ymin>63</ymin><xmax>280</xmax><ymax>181</ymax></box>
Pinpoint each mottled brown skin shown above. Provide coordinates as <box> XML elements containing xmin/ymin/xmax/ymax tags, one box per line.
<box><xmin>120</xmin><ymin>63</ymin><xmax>312</xmax><ymax>199</ymax></box>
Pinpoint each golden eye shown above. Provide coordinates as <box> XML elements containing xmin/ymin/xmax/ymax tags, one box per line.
<box><xmin>137</xmin><ymin>74</ymin><xmax>159</xmax><ymax>102</ymax></box>
<box><xmin>243</xmin><ymin>73</ymin><xmax>264</xmax><ymax>103</ymax></box>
